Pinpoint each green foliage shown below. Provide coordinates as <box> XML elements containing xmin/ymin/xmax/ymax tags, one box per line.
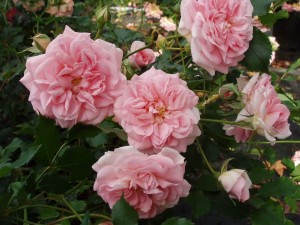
<box><xmin>241</xmin><ymin>28</ymin><xmax>272</xmax><ymax>73</ymax></box>
<box><xmin>186</xmin><ymin>191</ymin><xmax>211</xmax><ymax>218</ymax></box>
<box><xmin>161</xmin><ymin>217</ymin><xmax>194</xmax><ymax>225</ymax></box>
<box><xmin>251</xmin><ymin>0</ymin><xmax>275</xmax><ymax>15</ymax></box>
<box><xmin>112</xmin><ymin>196</ymin><xmax>138</xmax><ymax>225</ymax></box>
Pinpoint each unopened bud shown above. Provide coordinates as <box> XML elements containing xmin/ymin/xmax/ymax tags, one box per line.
<box><xmin>95</xmin><ymin>5</ymin><xmax>111</xmax><ymax>30</ymax></box>
<box><xmin>156</xmin><ymin>34</ymin><xmax>167</xmax><ymax>49</ymax></box>
<box><xmin>184</xmin><ymin>43</ymin><xmax>190</xmax><ymax>54</ymax></box>
<box><xmin>219</xmin><ymin>83</ymin><xmax>238</xmax><ymax>100</ymax></box>
<box><xmin>32</xmin><ymin>33</ymin><xmax>51</xmax><ymax>52</ymax></box>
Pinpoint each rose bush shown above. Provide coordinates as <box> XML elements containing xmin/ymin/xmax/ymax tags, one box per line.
<box><xmin>1</xmin><ymin>0</ymin><xmax>300</xmax><ymax>224</ymax></box>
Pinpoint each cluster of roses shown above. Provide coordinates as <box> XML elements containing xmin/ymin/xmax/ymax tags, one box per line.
<box><xmin>10</xmin><ymin>0</ymin><xmax>74</xmax><ymax>17</ymax></box>
<box><xmin>19</xmin><ymin>0</ymin><xmax>292</xmax><ymax>220</ymax></box>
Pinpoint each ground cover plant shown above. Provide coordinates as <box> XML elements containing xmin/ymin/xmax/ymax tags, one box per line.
<box><xmin>1</xmin><ymin>0</ymin><xmax>300</xmax><ymax>224</ymax></box>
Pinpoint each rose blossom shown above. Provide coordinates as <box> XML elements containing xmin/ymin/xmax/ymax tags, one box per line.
<box><xmin>46</xmin><ymin>0</ymin><xmax>74</xmax><ymax>17</ymax></box>
<box><xmin>22</xmin><ymin>0</ymin><xmax>44</xmax><ymax>12</ymax></box>
<box><xmin>114</xmin><ymin>67</ymin><xmax>201</xmax><ymax>154</ymax></box>
<box><xmin>292</xmin><ymin>151</ymin><xmax>300</xmax><ymax>167</ymax></box>
<box><xmin>224</xmin><ymin>74</ymin><xmax>291</xmax><ymax>143</ymax></box>
<box><xmin>144</xmin><ymin>2</ymin><xmax>163</xmax><ymax>19</ymax></box>
<box><xmin>92</xmin><ymin>146</ymin><xmax>191</xmax><ymax>219</ymax></box>
<box><xmin>20</xmin><ymin>26</ymin><xmax>127</xmax><ymax>128</ymax></box>
<box><xmin>160</xmin><ymin>17</ymin><xmax>176</xmax><ymax>32</ymax></box>
<box><xmin>128</xmin><ymin>41</ymin><xmax>156</xmax><ymax>69</ymax></box>
<box><xmin>218</xmin><ymin>169</ymin><xmax>252</xmax><ymax>202</ymax></box>
<box><xmin>178</xmin><ymin>0</ymin><xmax>253</xmax><ymax>75</ymax></box>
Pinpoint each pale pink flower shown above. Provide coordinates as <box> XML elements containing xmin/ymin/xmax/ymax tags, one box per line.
<box><xmin>46</xmin><ymin>0</ymin><xmax>74</xmax><ymax>17</ymax></box>
<box><xmin>128</xmin><ymin>41</ymin><xmax>156</xmax><ymax>69</ymax></box>
<box><xmin>282</xmin><ymin>3</ymin><xmax>294</xmax><ymax>12</ymax></box>
<box><xmin>252</xmin><ymin>16</ymin><xmax>270</xmax><ymax>33</ymax></box>
<box><xmin>20</xmin><ymin>26</ymin><xmax>127</xmax><ymax>128</ymax></box>
<box><xmin>224</xmin><ymin>74</ymin><xmax>292</xmax><ymax>143</ymax></box>
<box><xmin>114</xmin><ymin>67</ymin><xmax>201</xmax><ymax>154</ymax></box>
<box><xmin>144</xmin><ymin>2</ymin><xmax>163</xmax><ymax>19</ymax></box>
<box><xmin>178</xmin><ymin>0</ymin><xmax>253</xmax><ymax>75</ymax></box>
<box><xmin>22</xmin><ymin>0</ymin><xmax>44</xmax><ymax>12</ymax></box>
<box><xmin>92</xmin><ymin>146</ymin><xmax>191</xmax><ymax>219</ymax></box>
<box><xmin>218</xmin><ymin>169</ymin><xmax>252</xmax><ymax>202</ymax></box>
<box><xmin>160</xmin><ymin>17</ymin><xmax>176</xmax><ymax>32</ymax></box>
<box><xmin>98</xmin><ymin>222</ymin><xmax>113</xmax><ymax>225</ymax></box>
<box><xmin>292</xmin><ymin>151</ymin><xmax>300</xmax><ymax>167</ymax></box>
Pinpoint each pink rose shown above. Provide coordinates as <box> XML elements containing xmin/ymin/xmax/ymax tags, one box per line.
<box><xmin>20</xmin><ymin>26</ymin><xmax>127</xmax><ymax>128</ymax></box>
<box><xmin>144</xmin><ymin>2</ymin><xmax>163</xmax><ymax>19</ymax></box>
<box><xmin>92</xmin><ymin>146</ymin><xmax>191</xmax><ymax>219</ymax></box>
<box><xmin>218</xmin><ymin>169</ymin><xmax>252</xmax><ymax>202</ymax></box>
<box><xmin>160</xmin><ymin>17</ymin><xmax>176</xmax><ymax>32</ymax></box>
<box><xmin>114</xmin><ymin>67</ymin><xmax>201</xmax><ymax>154</ymax></box>
<box><xmin>128</xmin><ymin>41</ymin><xmax>156</xmax><ymax>69</ymax></box>
<box><xmin>292</xmin><ymin>151</ymin><xmax>300</xmax><ymax>167</ymax></box>
<box><xmin>22</xmin><ymin>0</ymin><xmax>44</xmax><ymax>12</ymax></box>
<box><xmin>224</xmin><ymin>74</ymin><xmax>292</xmax><ymax>143</ymax></box>
<box><xmin>46</xmin><ymin>0</ymin><xmax>74</xmax><ymax>17</ymax></box>
<box><xmin>282</xmin><ymin>3</ymin><xmax>294</xmax><ymax>12</ymax></box>
<box><xmin>178</xmin><ymin>0</ymin><xmax>253</xmax><ymax>75</ymax></box>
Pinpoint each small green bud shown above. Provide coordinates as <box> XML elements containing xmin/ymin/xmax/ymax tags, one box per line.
<box><xmin>32</xmin><ymin>34</ymin><xmax>51</xmax><ymax>53</ymax></box>
<box><xmin>95</xmin><ymin>5</ymin><xmax>111</xmax><ymax>30</ymax></box>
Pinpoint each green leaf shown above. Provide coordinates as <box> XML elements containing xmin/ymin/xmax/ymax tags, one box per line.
<box><xmin>291</xmin><ymin>164</ymin><xmax>300</xmax><ymax>177</ymax></box>
<box><xmin>186</xmin><ymin>191</ymin><xmax>211</xmax><ymax>218</ymax></box>
<box><xmin>1</xmin><ymin>138</ymin><xmax>23</xmax><ymax>162</ymax></box>
<box><xmin>251</xmin><ymin>0</ymin><xmax>275</xmax><ymax>16</ymax></box>
<box><xmin>57</xmin><ymin>147</ymin><xmax>94</xmax><ymax>181</ymax></box>
<box><xmin>241</xmin><ymin>28</ymin><xmax>272</xmax><ymax>73</ymax></box>
<box><xmin>70</xmin><ymin>200</ymin><xmax>87</xmax><ymax>213</ymax></box>
<box><xmin>11</xmin><ymin>145</ymin><xmax>40</xmax><ymax>168</ymax></box>
<box><xmin>34</xmin><ymin>116</ymin><xmax>61</xmax><ymax>165</ymax></box>
<box><xmin>80</xmin><ymin>212</ymin><xmax>90</xmax><ymax>225</ymax></box>
<box><xmin>282</xmin><ymin>158</ymin><xmax>295</xmax><ymax>171</ymax></box>
<box><xmin>112</xmin><ymin>195</ymin><xmax>138</xmax><ymax>225</ymax></box>
<box><xmin>99</xmin><ymin>127</ymin><xmax>127</xmax><ymax>141</ymax></box>
<box><xmin>39</xmin><ymin>208</ymin><xmax>60</xmax><ymax>220</ymax></box>
<box><xmin>161</xmin><ymin>217</ymin><xmax>194</xmax><ymax>225</ymax></box>
<box><xmin>195</xmin><ymin>174</ymin><xmax>219</xmax><ymax>192</ymax></box>
<box><xmin>39</xmin><ymin>173</ymin><xmax>72</xmax><ymax>194</ymax></box>
<box><xmin>86</xmin><ymin>132</ymin><xmax>108</xmax><ymax>148</ymax></box>
<box><xmin>286</xmin><ymin>58</ymin><xmax>300</xmax><ymax>74</ymax></box>
<box><xmin>251</xmin><ymin>201</ymin><xmax>285</xmax><ymax>225</ymax></box>
<box><xmin>68</xmin><ymin>124</ymin><xmax>101</xmax><ymax>141</ymax></box>
<box><xmin>0</xmin><ymin>165</ymin><xmax>12</xmax><ymax>178</ymax></box>
<box><xmin>259</xmin><ymin>10</ymin><xmax>289</xmax><ymax>27</ymax></box>
<box><xmin>285</xmin><ymin>189</ymin><xmax>300</xmax><ymax>213</ymax></box>
<box><xmin>258</xmin><ymin>177</ymin><xmax>298</xmax><ymax>198</ymax></box>
<box><xmin>248</xmin><ymin>167</ymin><xmax>274</xmax><ymax>184</ymax></box>
<box><xmin>9</xmin><ymin>181</ymin><xmax>23</xmax><ymax>200</ymax></box>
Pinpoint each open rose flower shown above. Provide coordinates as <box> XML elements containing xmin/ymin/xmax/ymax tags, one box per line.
<box><xmin>20</xmin><ymin>26</ymin><xmax>127</xmax><ymax>128</ymax></box>
<box><xmin>92</xmin><ymin>146</ymin><xmax>191</xmax><ymax>219</ymax></box>
<box><xmin>218</xmin><ymin>169</ymin><xmax>252</xmax><ymax>202</ymax></box>
<box><xmin>160</xmin><ymin>17</ymin><xmax>176</xmax><ymax>32</ymax></box>
<box><xmin>224</xmin><ymin>74</ymin><xmax>291</xmax><ymax>143</ymax></box>
<box><xmin>144</xmin><ymin>2</ymin><xmax>163</xmax><ymax>19</ymax></box>
<box><xmin>46</xmin><ymin>0</ymin><xmax>74</xmax><ymax>17</ymax></box>
<box><xmin>128</xmin><ymin>41</ymin><xmax>156</xmax><ymax>69</ymax></box>
<box><xmin>114</xmin><ymin>67</ymin><xmax>201</xmax><ymax>154</ymax></box>
<box><xmin>292</xmin><ymin>151</ymin><xmax>300</xmax><ymax>167</ymax></box>
<box><xmin>178</xmin><ymin>0</ymin><xmax>253</xmax><ymax>75</ymax></box>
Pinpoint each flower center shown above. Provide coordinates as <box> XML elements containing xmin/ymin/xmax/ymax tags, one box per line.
<box><xmin>71</xmin><ymin>77</ymin><xmax>82</xmax><ymax>86</ymax></box>
<box><xmin>148</xmin><ymin>102</ymin><xmax>168</xmax><ymax>124</ymax></box>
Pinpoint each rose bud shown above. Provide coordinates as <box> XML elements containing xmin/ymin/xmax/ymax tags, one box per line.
<box><xmin>32</xmin><ymin>34</ymin><xmax>51</xmax><ymax>52</ymax></box>
<box><xmin>218</xmin><ymin>169</ymin><xmax>252</xmax><ymax>202</ymax></box>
